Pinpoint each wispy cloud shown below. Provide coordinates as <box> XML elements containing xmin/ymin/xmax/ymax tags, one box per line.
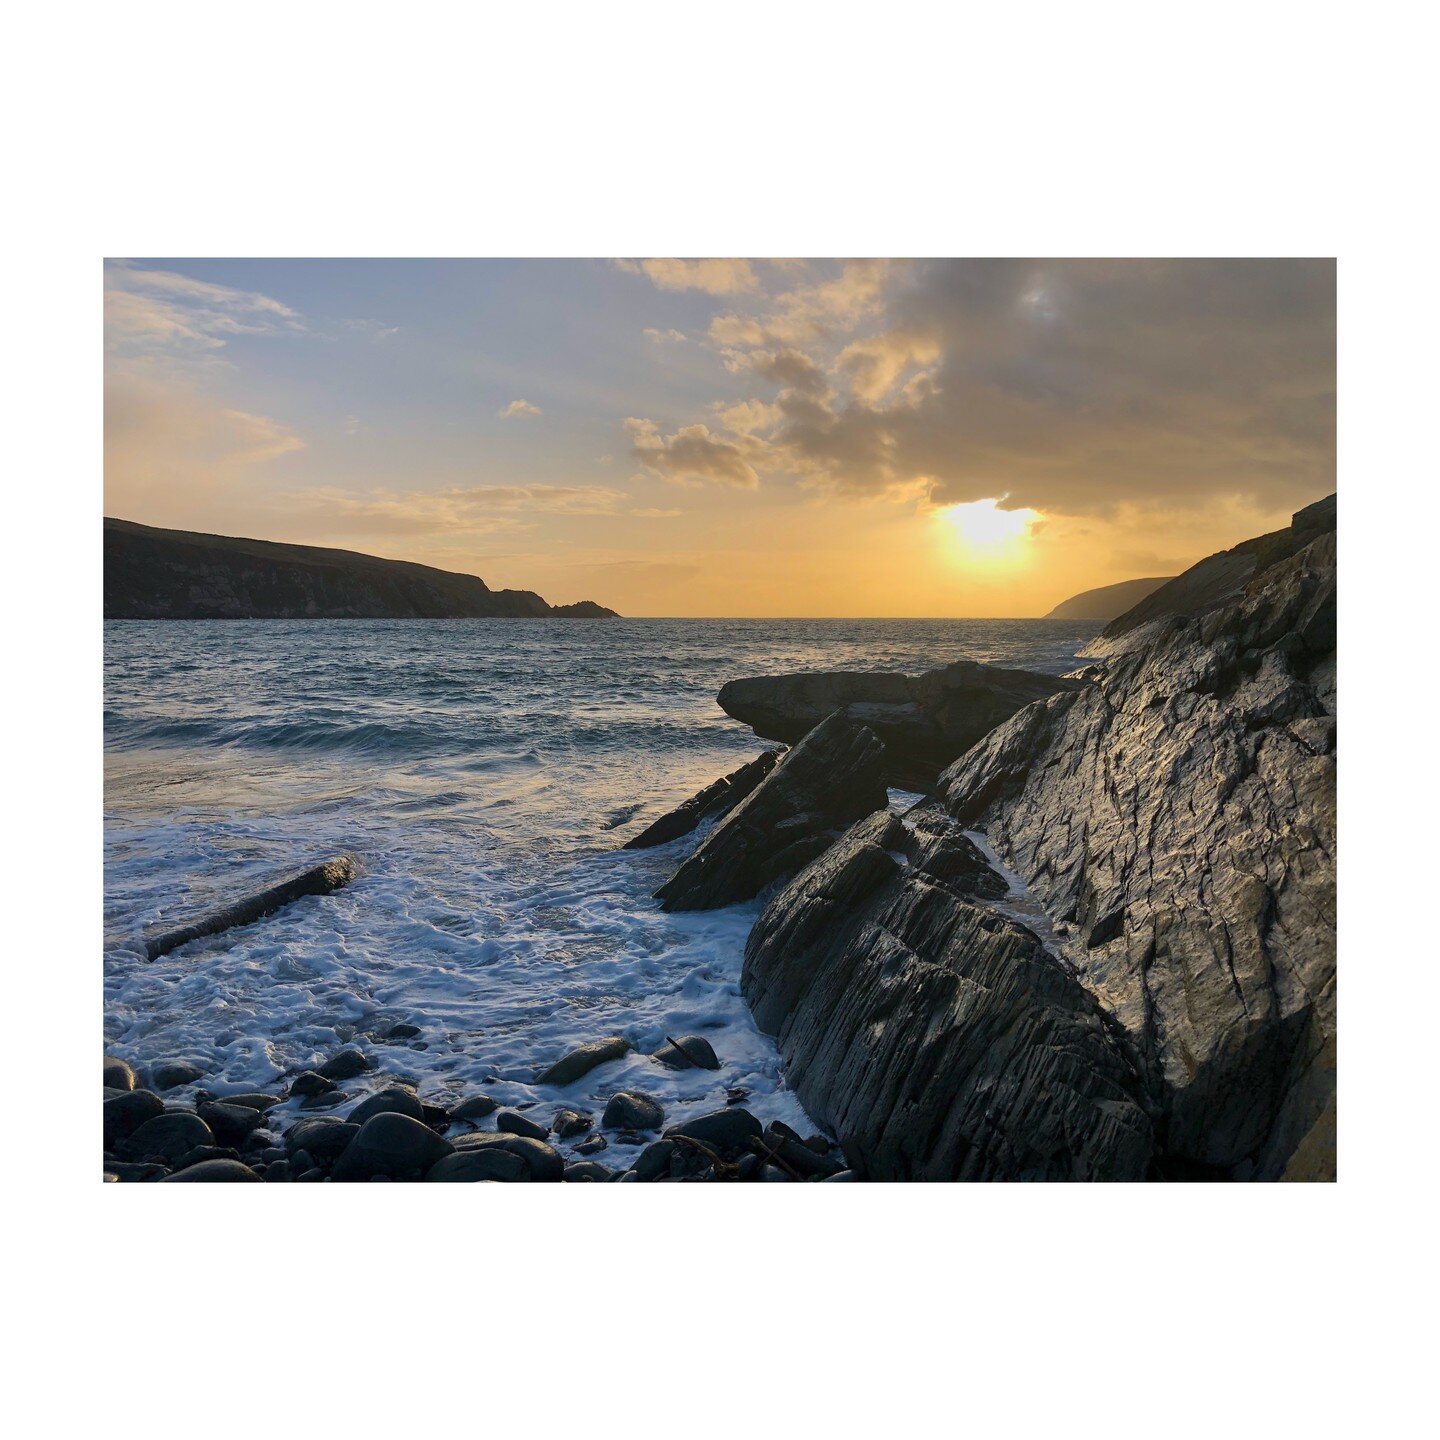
<box><xmin>498</xmin><ymin>399</ymin><xmax>543</xmax><ymax>419</ymax></box>
<box><xmin>615</xmin><ymin>258</ymin><xmax>759</xmax><ymax>296</ymax></box>
<box><xmin>643</xmin><ymin>327</ymin><xmax>687</xmax><ymax>343</ymax></box>
<box><xmin>105</xmin><ymin>260</ymin><xmax>304</xmax><ymax>354</ymax></box>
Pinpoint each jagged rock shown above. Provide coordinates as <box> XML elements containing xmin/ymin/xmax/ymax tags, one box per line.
<box><xmin>624</xmin><ymin>750</ymin><xmax>780</xmax><ymax>849</ymax></box>
<box><xmin>535</xmin><ymin>1036</ymin><xmax>633</xmax><ymax>1087</ymax></box>
<box><xmin>1089</xmin><ymin>493</ymin><xmax>1335</xmax><ymax>653</ymax></box>
<box><xmin>601</xmin><ymin>1091</ymin><xmax>664</xmax><ymax>1132</ymax></box>
<box><xmin>942</xmin><ymin>519</ymin><xmax>1336</xmax><ymax>1176</ymax></box>
<box><xmin>104</xmin><ymin>1057</ymin><xmax>137</xmax><ymax>1092</ymax></box>
<box><xmin>650</xmin><ymin>1035</ymin><xmax>720</xmax><ymax>1071</ymax></box>
<box><xmin>655</xmin><ymin>714</ymin><xmax>889</xmax><ymax>912</ymax></box>
<box><xmin>717</xmin><ymin>661</ymin><xmax>1082</xmax><ymax>789</ymax></box>
<box><xmin>743</xmin><ymin>810</ymin><xmax>1156</xmax><ymax>1181</ymax></box>
<box><xmin>331</xmin><ymin>1113</ymin><xmax>454</xmax><ymax>1181</ymax></box>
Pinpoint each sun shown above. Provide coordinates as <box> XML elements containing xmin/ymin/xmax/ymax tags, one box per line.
<box><xmin>937</xmin><ymin>497</ymin><xmax>1039</xmax><ymax>566</ymax></box>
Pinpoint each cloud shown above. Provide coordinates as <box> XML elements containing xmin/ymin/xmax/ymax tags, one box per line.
<box><xmin>105</xmin><ymin>260</ymin><xmax>304</xmax><ymax>354</ymax></box>
<box><xmin>615</xmin><ymin>258</ymin><xmax>759</xmax><ymax>295</ymax></box>
<box><xmin>672</xmin><ymin>258</ymin><xmax>1333</xmax><ymax>516</ymax></box>
<box><xmin>498</xmin><ymin>399</ymin><xmax>542</xmax><ymax>419</ymax></box>
<box><xmin>625</xmin><ymin>417</ymin><xmax>761</xmax><ymax>489</ymax></box>
<box><xmin>631</xmin><ymin>507</ymin><xmax>682</xmax><ymax>518</ymax></box>
<box><xmin>644</xmin><ymin>328</ymin><xmax>687</xmax><ymax>344</ymax></box>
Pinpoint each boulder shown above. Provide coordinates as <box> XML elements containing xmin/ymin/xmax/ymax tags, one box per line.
<box><xmin>624</xmin><ymin>750</ymin><xmax>780</xmax><ymax>849</ymax></box>
<box><xmin>103</xmin><ymin>1089</ymin><xmax>165</xmax><ymax>1146</ymax></box>
<box><xmin>159</xmin><ymin>1159</ymin><xmax>264</xmax><ymax>1183</ymax></box>
<box><xmin>497</xmin><ymin>1110</ymin><xmax>548</xmax><ymax>1142</ymax></box>
<box><xmin>650</xmin><ymin>1035</ymin><xmax>720</xmax><ymax>1071</ymax></box>
<box><xmin>534</xmin><ymin>1036</ymin><xmax>632</xmax><ymax>1087</ymax></box>
<box><xmin>316</xmin><ymin>1048</ymin><xmax>374</xmax><ymax>1081</ymax></box>
<box><xmin>104</xmin><ymin>1056</ymin><xmax>137</xmax><ymax>1092</ymax></box>
<box><xmin>346</xmin><ymin>1086</ymin><xmax>425</xmax><ymax>1128</ymax></box>
<box><xmin>288</xmin><ymin>1070</ymin><xmax>335</xmax><ymax>1099</ymax></box>
<box><xmin>563</xmin><ymin>1162</ymin><xmax>614</xmax><ymax>1182</ymax></box>
<box><xmin>449</xmin><ymin>1133</ymin><xmax>564</xmax><ymax>1182</ymax></box>
<box><xmin>742</xmin><ymin>810</ymin><xmax>1156</xmax><ymax>1181</ymax></box>
<box><xmin>215</xmin><ymin>1093</ymin><xmax>280</xmax><ymax>1112</ymax></box>
<box><xmin>654</xmin><ymin>713</ymin><xmax>889</xmax><ymax>912</ymax></box>
<box><xmin>942</xmin><ymin>523</ymin><xmax>1337</xmax><ymax>1177</ymax></box>
<box><xmin>427</xmin><ymin>1149</ymin><xmax>530</xmax><ymax>1182</ymax></box>
<box><xmin>197</xmin><ymin>1101</ymin><xmax>266</xmax><ymax>1148</ymax></box>
<box><xmin>330</xmin><ymin>1113</ymin><xmax>454</xmax><ymax>1182</ymax></box>
<box><xmin>122</xmin><ymin>1111</ymin><xmax>216</xmax><ymax>1163</ymax></box>
<box><xmin>601</xmin><ymin>1091</ymin><xmax>664</xmax><ymax>1132</ymax></box>
<box><xmin>449</xmin><ymin>1094</ymin><xmax>498</xmax><ymax>1122</ymax></box>
<box><xmin>665</xmin><ymin>1108</ymin><xmax>762</xmax><ymax>1153</ymax></box>
<box><xmin>717</xmin><ymin>661</ymin><xmax>1082</xmax><ymax>789</ymax></box>
<box><xmin>284</xmin><ymin>1118</ymin><xmax>359</xmax><ymax>1164</ymax></box>
<box><xmin>150</xmin><ymin>1061</ymin><xmax>204</xmax><ymax>1091</ymax></box>
<box><xmin>550</xmin><ymin>1108</ymin><xmax>593</xmax><ymax>1139</ymax></box>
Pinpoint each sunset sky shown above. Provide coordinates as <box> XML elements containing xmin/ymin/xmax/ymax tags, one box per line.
<box><xmin>104</xmin><ymin>258</ymin><xmax>1335</xmax><ymax>616</ymax></box>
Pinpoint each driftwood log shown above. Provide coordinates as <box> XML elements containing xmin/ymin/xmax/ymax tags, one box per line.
<box><xmin>143</xmin><ymin>856</ymin><xmax>359</xmax><ymax>961</ymax></box>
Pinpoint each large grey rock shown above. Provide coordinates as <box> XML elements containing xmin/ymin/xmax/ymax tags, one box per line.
<box><xmin>497</xmin><ymin>1110</ymin><xmax>548</xmax><ymax>1141</ymax></box>
<box><xmin>104</xmin><ymin>1056</ymin><xmax>137</xmax><ymax>1092</ymax></box>
<box><xmin>427</xmin><ymin>1149</ymin><xmax>530</xmax><ymax>1182</ymax></box>
<box><xmin>346</xmin><ymin>1086</ymin><xmax>425</xmax><ymax>1128</ymax></box>
<box><xmin>103</xmin><ymin>1088</ymin><xmax>165</xmax><ymax>1146</ymax></box>
<box><xmin>650</xmin><ymin>1035</ymin><xmax>720</xmax><ymax>1071</ymax></box>
<box><xmin>284</xmin><ymin>1118</ymin><xmax>360</xmax><ymax>1164</ymax></box>
<box><xmin>665</xmin><ymin>1108</ymin><xmax>763</xmax><ymax>1153</ymax></box>
<box><xmin>159</xmin><ymin>1159</ymin><xmax>264</xmax><ymax>1183</ymax></box>
<box><xmin>150</xmin><ymin>1061</ymin><xmax>204</xmax><ymax>1091</ymax></box>
<box><xmin>535</xmin><ymin>1036</ymin><xmax>632</xmax><ymax>1087</ymax></box>
<box><xmin>717</xmin><ymin>661</ymin><xmax>1082</xmax><ymax>789</ymax></box>
<box><xmin>601</xmin><ymin>1091</ymin><xmax>664</xmax><ymax>1132</ymax></box>
<box><xmin>449</xmin><ymin>1132</ymin><xmax>564</xmax><ymax>1182</ymax></box>
<box><xmin>122</xmin><ymin>1111</ymin><xmax>217</xmax><ymax>1163</ymax></box>
<box><xmin>942</xmin><ymin>527</ymin><xmax>1337</xmax><ymax>1177</ymax></box>
<box><xmin>624</xmin><ymin>751</ymin><xmax>780</xmax><ymax>849</ymax></box>
<box><xmin>742</xmin><ymin>810</ymin><xmax>1156</xmax><ymax>1181</ymax></box>
<box><xmin>331</xmin><ymin>1112</ymin><xmax>454</xmax><ymax>1181</ymax></box>
<box><xmin>197</xmin><ymin>1101</ymin><xmax>265</xmax><ymax>1148</ymax></box>
<box><xmin>655</xmin><ymin>713</ymin><xmax>889</xmax><ymax>912</ymax></box>
<box><xmin>316</xmin><ymin>1048</ymin><xmax>374</xmax><ymax>1081</ymax></box>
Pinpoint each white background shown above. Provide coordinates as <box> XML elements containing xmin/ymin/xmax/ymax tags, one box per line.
<box><xmin>3</xmin><ymin>1</ymin><xmax>1431</xmax><ymax>1435</ymax></box>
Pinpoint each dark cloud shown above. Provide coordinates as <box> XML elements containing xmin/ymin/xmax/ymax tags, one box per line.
<box><xmin>695</xmin><ymin>259</ymin><xmax>1336</xmax><ymax>516</ymax></box>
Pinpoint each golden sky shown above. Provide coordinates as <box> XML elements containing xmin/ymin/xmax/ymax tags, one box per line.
<box><xmin>104</xmin><ymin>258</ymin><xmax>1335</xmax><ymax>616</ymax></box>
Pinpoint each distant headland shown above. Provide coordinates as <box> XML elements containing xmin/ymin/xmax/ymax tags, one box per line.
<box><xmin>103</xmin><ymin>518</ymin><xmax>619</xmax><ymax>620</ymax></box>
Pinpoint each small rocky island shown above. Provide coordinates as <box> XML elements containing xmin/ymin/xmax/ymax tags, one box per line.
<box><xmin>104</xmin><ymin>517</ymin><xmax>618</xmax><ymax>619</ymax></box>
<box><xmin>104</xmin><ymin>493</ymin><xmax>1335</xmax><ymax>1183</ymax></box>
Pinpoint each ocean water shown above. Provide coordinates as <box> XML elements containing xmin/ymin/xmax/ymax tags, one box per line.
<box><xmin>103</xmin><ymin>617</ymin><xmax>1098</xmax><ymax>1162</ymax></box>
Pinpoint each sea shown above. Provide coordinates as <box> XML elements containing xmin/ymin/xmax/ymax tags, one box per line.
<box><xmin>103</xmin><ymin>617</ymin><xmax>1099</xmax><ymax>1160</ymax></box>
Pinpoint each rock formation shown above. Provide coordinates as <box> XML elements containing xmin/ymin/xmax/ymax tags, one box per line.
<box><xmin>1088</xmin><ymin>493</ymin><xmax>1335</xmax><ymax>653</ymax></box>
<box><xmin>654</xmin><ymin>713</ymin><xmax>888</xmax><ymax>911</ymax></box>
<box><xmin>717</xmin><ymin>660</ymin><xmax>1081</xmax><ymax>789</ymax></box>
<box><xmin>623</xmin><ymin>750</ymin><xmax>780</xmax><ymax>849</ymax></box>
<box><xmin>1043</xmin><ymin>575</ymin><xmax>1173</xmax><ymax>621</ymax></box>
<box><xmin>104</xmin><ymin>517</ymin><xmax>618</xmax><ymax>619</ymax></box>
<box><xmin>742</xmin><ymin>810</ymin><xmax>1156</xmax><ymax>1180</ymax></box>
<box><xmin>942</xmin><ymin>520</ymin><xmax>1336</xmax><ymax>1177</ymax></box>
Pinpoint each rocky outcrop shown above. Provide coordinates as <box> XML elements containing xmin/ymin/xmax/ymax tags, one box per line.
<box><xmin>717</xmin><ymin>661</ymin><xmax>1082</xmax><ymax>789</ymax></box>
<box><xmin>1044</xmin><ymin>575</ymin><xmax>1172</xmax><ymax>621</ymax></box>
<box><xmin>104</xmin><ymin>517</ymin><xmax>618</xmax><ymax>619</ymax></box>
<box><xmin>742</xmin><ymin>810</ymin><xmax>1156</xmax><ymax>1180</ymax></box>
<box><xmin>941</xmin><ymin>527</ymin><xmax>1336</xmax><ymax>1177</ymax></box>
<box><xmin>1088</xmin><ymin>493</ymin><xmax>1334</xmax><ymax>653</ymax></box>
<box><xmin>623</xmin><ymin>750</ymin><xmax>780</xmax><ymax>849</ymax></box>
<box><xmin>654</xmin><ymin>714</ymin><xmax>889</xmax><ymax>911</ymax></box>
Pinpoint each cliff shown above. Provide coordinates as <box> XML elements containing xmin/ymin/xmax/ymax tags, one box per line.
<box><xmin>103</xmin><ymin>518</ymin><xmax>618</xmax><ymax>620</ymax></box>
<box><xmin>1043</xmin><ymin>575</ymin><xmax>1172</xmax><ymax>621</ymax></box>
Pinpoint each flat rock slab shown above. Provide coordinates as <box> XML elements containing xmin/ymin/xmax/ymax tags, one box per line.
<box><xmin>718</xmin><ymin>661</ymin><xmax>1081</xmax><ymax>789</ymax></box>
